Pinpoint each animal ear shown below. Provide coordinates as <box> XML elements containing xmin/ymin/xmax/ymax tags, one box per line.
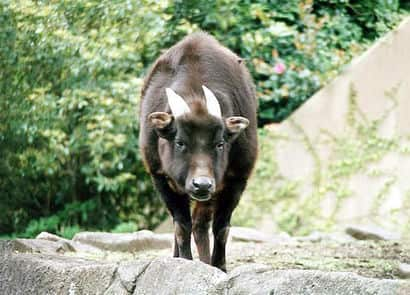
<box><xmin>149</xmin><ymin>112</ymin><xmax>172</xmax><ymax>129</ymax></box>
<box><xmin>202</xmin><ymin>85</ymin><xmax>222</xmax><ymax>118</ymax></box>
<box><xmin>166</xmin><ymin>88</ymin><xmax>190</xmax><ymax>118</ymax></box>
<box><xmin>225</xmin><ymin>116</ymin><xmax>249</xmax><ymax>136</ymax></box>
<box><xmin>148</xmin><ymin>112</ymin><xmax>176</xmax><ymax>139</ymax></box>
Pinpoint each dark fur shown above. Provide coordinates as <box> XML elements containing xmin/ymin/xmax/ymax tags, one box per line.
<box><xmin>139</xmin><ymin>32</ymin><xmax>257</xmax><ymax>271</ymax></box>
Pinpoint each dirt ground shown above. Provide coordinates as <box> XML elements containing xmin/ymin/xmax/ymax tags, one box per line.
<box><xmin>226</xmin><ymin>239</ymin><xmax>410</xmax><ymax>279</ymax></box>
<box><xmin>84</xmin><ymin>236</ymin><xmax>410</xmax><ymax>280</ymax></box>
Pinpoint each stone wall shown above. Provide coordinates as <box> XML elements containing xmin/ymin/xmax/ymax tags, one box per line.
<box><xmin>236</xmin><ymin>17</ymin><xmax>410</xmax><ymax>236</ymax></box>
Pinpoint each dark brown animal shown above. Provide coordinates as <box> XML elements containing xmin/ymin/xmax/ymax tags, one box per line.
<box><xmin>139</xmin><ymin>32</ymin><xmax>257</xmax><ymax>271</ymax></box>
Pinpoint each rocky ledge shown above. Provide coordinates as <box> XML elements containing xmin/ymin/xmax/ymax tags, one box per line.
<box><xmin>1</xmin><ymin>226</ymin><xmax>409</xmax><ymax>294</ymax></box>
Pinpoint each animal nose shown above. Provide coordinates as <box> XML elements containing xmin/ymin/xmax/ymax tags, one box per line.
<box><xmin>192</xmin><ymin>177</ymin><xmax>213</xmax><ymax>192</ymax></box>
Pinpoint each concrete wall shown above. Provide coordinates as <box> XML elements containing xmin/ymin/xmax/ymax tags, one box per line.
<box><xmin>240</xmin><ymin>17</ymin><xmax>410</xmax><ymax>235</ymax></box>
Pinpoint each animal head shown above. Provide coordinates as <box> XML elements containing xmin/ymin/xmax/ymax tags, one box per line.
<box><xmin>148</xmin><ymin>85</ymin><xmax>249</xmax><ymax>201</ymax></box>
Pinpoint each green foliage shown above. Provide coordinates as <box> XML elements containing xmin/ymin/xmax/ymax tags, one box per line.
<box><xmin>166</xmin><ymin>0</ymin><xmax>407</xmax><ymax>123</ymax></box>
<box><xmin>314</xmin><ymin>0</ymin><xmax>402</xmax><ymax>39</ymax></box>
<box><xmin>0</xmin><ymin>1</ymin><xmax>168</xmax><ymax>237</ymax></box>
<box><xmin>111</xmin><ymin>221</ymin><xmax>139</xmax><ymax>233</ymax></box>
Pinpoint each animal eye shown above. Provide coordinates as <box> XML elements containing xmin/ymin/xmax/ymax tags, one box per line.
<box><xmin>175</xmin><ymin>141</ymin><xmax>186</xmax><ymax>150</ymax></box>
<box><xmin>216</xmin><ymin>141</ymin><xmax>225</xmax><ymax>150</ymax></box>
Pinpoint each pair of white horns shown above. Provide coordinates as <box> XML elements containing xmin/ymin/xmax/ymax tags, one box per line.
<box><xmin>165</xmin><ymin>85</ymin><xmax>222</xmax><ymax>118</ymax></box>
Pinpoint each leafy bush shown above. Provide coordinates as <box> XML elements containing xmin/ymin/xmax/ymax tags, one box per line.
<box><xmin>0</xmin><ymin>1</ymin><xmax>169</xmax><ymax>236</ymax></box>
<box><xmin>166</xmin><ymin>0</ymin><xmax>407</xmax><ymax>123</ymax></box>
<box><xmin>111</xmin><ymin>221</ymin><xmax>139</xmax><ymax>233</ymax></box>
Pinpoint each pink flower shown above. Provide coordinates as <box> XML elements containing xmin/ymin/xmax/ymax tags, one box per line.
<box><xmin>273</xmin><ymin>62</ymin><xmax>286</xmax><ymax>74</ymax></box>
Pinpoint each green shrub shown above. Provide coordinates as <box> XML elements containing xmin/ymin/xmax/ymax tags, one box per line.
<box><xmin>111</xmin><ymin>221</ymin><xmax>139</xmax><ymax>233</ymax></box>
<box><xmin>166</xmin><ymin>0</ymin><xmax>406</xmax><ymax>123</ymax></box>
<box><xmin>0</xmin><ymin>1</ymin><xmax>168</xmax><ymax>237</ymax></box>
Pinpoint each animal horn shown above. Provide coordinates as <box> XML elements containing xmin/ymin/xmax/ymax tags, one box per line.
<box><xmin>202</xmin><ymin>85</ymin><xmax>222</xmax><ymax>118</ymax></box>
<box><xmin>165</xmin><ymin>88</ymin><xmax>190</xmax><ymax>118</ymax></box>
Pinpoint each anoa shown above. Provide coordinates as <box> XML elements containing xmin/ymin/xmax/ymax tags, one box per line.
<box><xmin>139</xmin><ymin>32</ymin><xmax>257</xmax><ymax>271</ymax></box>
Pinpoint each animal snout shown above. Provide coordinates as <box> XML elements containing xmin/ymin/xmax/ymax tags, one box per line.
<box><xmin>192</xmin><ymin>177</ymin><xmax>213</xmax><ymax>193</ymax></box>
<box><xmin>189</xmin><ymin>177</ymin><xmax>215</xmax><ymax>201</ymax></box>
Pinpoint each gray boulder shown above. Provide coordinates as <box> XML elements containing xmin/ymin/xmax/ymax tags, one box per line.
<box><xmin>295</xmin><ymin>231</ymin><xmax>354</xmax><ymax>243</ymax></box>
<box><xmin>36</xmin><ymin>231</ymin><xmax>68</xmax><ymax>242</ymax></box>
<box><xmin>398</xmin><ymin>263</ymin><xmax>410</xmax><ymax>279</ymax></box>
<box><xmin>345</xmin><ymin>225</ymin><xmax>400</xmax><ymax>241</ymax></box>
<box><xmin>0</xmin><ymin>238</ymin><xmax>75</xmax><ymax>255</ymax></box>
<box><xmin>0</xmin><ymin>252</ymin><xmax>117</xmax><ymax>295</ymax></box>
<box><xmin>1</xmin><ymin>230</ymin><xmax>409</xmax><ymax>295</ymax></box>
<box><xmin>104</xmin><ymin>259</ymin><xmax>153</xmax><ymax>294</ymax></box>
<box><xmin>226</xmin><ymin>264</ymin><xmax>410</xmax><ymax>295</ymax></box>
<box><xmin>72</xmin><ymin>230</ymin><xmax>173</xmax><ymax>252</ymax></box>
<box><xmin>230</xmin><ymin>226</ymin><xmax>290</xmax><ymax>243</ymax></box>
<box><xmin>1</xmin><ymin>246</ymin><xmax>409</xmax><ymax>295</ymax></box>
<box><xmin>1</xmin><ymin>236</ymin><xmax>102</xmax><ymax>256</ymax></box>
<box><xmin>132</xmin><ymin>257</ymin><xmax>225</xmax><ymax>295</ymax></box>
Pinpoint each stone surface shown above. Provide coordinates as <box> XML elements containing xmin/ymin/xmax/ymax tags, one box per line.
<box><xmin>36</xmin><ymin>232</ymin><xmax>77</xmax><ymax>253</ymax></box>
<box><xmin>345</xmin><ymin>225</ymin><xmax>401</xmax><ymax>241</ymax></box>
<box><xmin>0</xmin><ymin>252</ymin><xmax>117</xmax><ymax>294</ymax></box>
<box><xmin>117</xmin><ymin>260</ymin><xmax>152</xmax><ymax>292</ymax></box>
<box><xmin>0</xmin><ymin>239</ymin><xmax>35</xmax><ymax>254</ymax></box>
<box><xmin>2</xmin><ymin>251</ymin><xmax>408</xmax><ymax>295</ymax></box>
<box><xmin>104</xmin><ymin>280</ymin><xmax>130</xmax><ymax>295</ymax></box>
<box><xmin>229</xmin><ymin>226</ymin><xmax>287</xmax><ymax>243</ymax></box>
<box><xmin>72</xmin><ymin>230</ymin><xmax>173</xmax><ymax>252</ymax></box>
<box><xmin>0</xmin><ymin>238</ymin><xmax>75</xmax><ymax>255</ymax></box>
<box><xmin>398</xmin><ymin>263</ymin><xmax>410</xmax><ymax>279</ymax></box>
<box><xmin>295</xmin><ymin>231</ymin><xmax>354</xmax><ymax>243</ymax></box>
<box><xmin>36</xmin><ymin>231</ymin><xmax>67</xmax><ymax>242</ymax></box>
<box><xmin>104</xmin><ymin>260</ymin><xmax>153</xmax><ymax>295</ymax></box>
<box><xmin>0</xmin><ymin>236</ymin><xmax>108</xmax><ymax>256</ymax></box>
<box><xmin>226</xmin><ymin>264</ymin><xmax>410</xmax><ymax>295</ymax></box>
<box><xmin>1</xmin><ymin>233</ymin><xmax>410</xmax><ymax>294</ymax></box>
<box><xmin>132</xmin><ymin>257</ymin><xmax>225</xmax><ymax>295</ymax></box>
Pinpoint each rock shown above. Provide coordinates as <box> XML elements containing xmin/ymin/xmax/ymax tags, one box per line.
<box><xmin>230</xmin><ymin>227</ymin><xmax>273</xmax><ymax>243</ymax></box>
<box><xmin>35</xmin><ymin>231</ymin><xmax>108</xmax><ymax>254</ymax></box>
<box><xmin>226</xmin><ymin>264</ymin><xmax>410</xmax><ymax>295</ymax></box>
<box><xmin>228</xmin><ymin>263</ymin><xmax>273</xmax><ymax>277</ymax></box>
<box><xmin>345</xmin><ymin>225</ymin><xmax>400</xmax><ymax>241</ymax></box>
<box><xmin>295</xmin><ymin>231</ymin><xmax>354</xmax><ymax>243</ymax></box>
<box><xmin>1</xmin><ymin>241</ymin><xmax>410</xmax><ymax>295</ymax></box>
<box><xmin>398</xmin><ymin>263</ymin><xmax>410</xmax><ymax>279</ymax></box>
<box><xmin>132</xmin><ymin>257</ymin><xmax>225</xmax><ymax>295</ymax></box>
<box><xmin>0</xmin><ymin>239</ymin><xmax>75</xmax><ymax>255</ymax></box>
<box><xmin>104</xmin><ymin>280</ymin><xmax>129</xmax><ymax>295</ymax></box>
<box><xmin>117</xmin><ymin>260</ymin><xmax>152</xmax><ymax>292</ymax></box>
<box><xmin>35</xmin><ymin>232</ymin><xmax>76</xmax><ymax>252</ymax></box>
<box><xmin>72</xmin><ymin>230</ymin><xmax>173</xmax><ymax>252</ymax></box>
<box><xmin>0</xmin><ymin>247</ymin><xmax>224</xmax><ymax>295</ymax></box>
<box><xmin>36</xmin><ymin>231</ymin><xmax>65</xmax><ymax>242</ymax></box>
<box><xmin>56</xmin><ymin>240</ymin><xmax>76</xmax><ymax>253</ymax></box>
<box><xmin>104</xmin><ymin>260</ymin><xmax>152</xmax><ymax>295</ymax></box>
<box><xmin>0</xmin><ymin>240</ymin><xmax>35</xmax><ymax>255</ymax></box>
<box><xmin>0</xmin><ymin>252</ymin><xmax>117</xmax><ymax>294</ymax></box>
<box><xmin>295</xmin><ymin>231</ymin><xmax>327</xmax><ymax>242</ymax></box>
<box><xmin>230</xmin><ymin>227</ymin><xmax>288</xmax><ymax>243</ymax></box>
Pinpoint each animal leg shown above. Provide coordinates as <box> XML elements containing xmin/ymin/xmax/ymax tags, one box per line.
<box><xmin>212</xmin><ymin>179</ymin><xmax>246</xmax><ymax>272</ymax></box>
<box><xmin>192</xmin><ymin>201</ymin><xmax>213</xmax><ymax>264</ymax></box>
<box><xmin>152</xmin><ymin>174</ymin><xmax>193</xmax><ymax>260</ymax></box>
